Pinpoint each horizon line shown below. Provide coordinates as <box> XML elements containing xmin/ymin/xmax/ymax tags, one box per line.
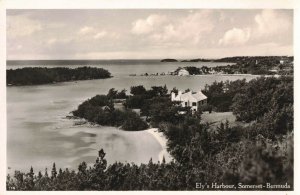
<box><xmin>6</xmin><ymin>55</ymin><xmax>293</xmax><ymax>61</ymax></box>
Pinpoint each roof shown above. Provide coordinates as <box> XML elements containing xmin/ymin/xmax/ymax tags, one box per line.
<box><xmin>178</xmin><ymin>69</ymin><xmax>189</xmax><ymax>73</ymax></box>
<box><xmin>176</xmin><ymin>91</ymin><xmax>207</xmax><ymax>102</ymax></box>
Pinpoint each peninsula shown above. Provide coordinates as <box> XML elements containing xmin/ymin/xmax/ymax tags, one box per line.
<box><xmin>7</xmin><ymin>66</ymin><xmax>111</xmax><ymax>86</ymax></box>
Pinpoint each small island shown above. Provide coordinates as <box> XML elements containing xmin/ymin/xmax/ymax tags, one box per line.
<box><xmin>7</xmin><ymin>66</ymin><xmax>112</xmax><ymax>86</ymax></box>
<box><xmin>160</xmin><ymin>59</ymin><xmax>178</xmax><ymax>62</ymax></box>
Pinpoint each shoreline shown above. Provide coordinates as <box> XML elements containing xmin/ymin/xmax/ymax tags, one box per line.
<box><xmin>133</xmin><ymin>73</ymin><xmax>280</xmax><ymax>77</ymax></box>
<box><xmin>145</xmin><ymin>128</ymin><xmax>172</xmax><ymax>163</ymax></box>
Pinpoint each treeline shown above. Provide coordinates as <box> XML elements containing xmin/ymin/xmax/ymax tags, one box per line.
<box><xmin>214</xmin><ymin>56</ymin><xmax>293</xmax><ymax>75</ymax></box>
<box><xmin>214</xmin><ymin>56</ymin><xmax>293</xmax><ymax>64</ymax></box>
<box><xmin>7</xmin><ymin>66</ymin><xmax>111</xmax><ymax>86</ymax></box>
<box><xmin>181</xmin><ymin>58</ymin><xmax>211</xmax><ymax>62</ymax></box>
<box><xmin>7</xmin><ymin>77</ymin><xmax>293</xmax><ymax>190</ymax></box>
<box><xmin>182</xmin><ymin>64</ymin><xmax>274</xmax><ymax>75</ymax></box>
<box><xmin>173</xmin><ymin>56</ymin><xmax>294</xmax><ymax>75</ymax></box>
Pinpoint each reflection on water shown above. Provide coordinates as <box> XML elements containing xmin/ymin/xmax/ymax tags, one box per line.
<box><xmin>7</xmin><ymin>62</ymin><xmax>259</xmax><ymax>173</ymax></box>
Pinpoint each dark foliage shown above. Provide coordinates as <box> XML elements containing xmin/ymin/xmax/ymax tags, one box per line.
<box><xmin>202</xmin><ymin>79</ymin><xmax>247</xmax><ymax>112</ymax></box>
<box><xmin>130</xmin><ymin>85</ymin><xmax>147</xmax><ymax>96</ymax></box>
<box><xmin>232</xmin><ymin>77</ymin><xmax>293</xmax><ymax>121</ymax></box>
<box><xmin>107</xmin><ymin>88</ymin><xmax>127</xmax><ymax>99</ymax></box>
<box><xmin>7</xmin><ymin>66</ymin><xmax>111</xmax><ymax>86</ymax></box>
<box><xmin>161</xmin><ymin>59</ymin><xmax>178</xmax><ymax>62</ymax></box>
<box><xmin>72</xmin><ymin>90</ymin><xmax>148</xmax><ymax>131</ymax></box>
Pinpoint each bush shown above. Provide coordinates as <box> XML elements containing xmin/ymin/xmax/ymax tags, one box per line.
<box><xmin>121</xmin><ymin>111</ymin><xmax>149</xmax><ymax>131</ymax></box>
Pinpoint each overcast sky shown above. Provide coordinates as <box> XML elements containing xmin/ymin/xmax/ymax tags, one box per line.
<box><xmin>7</xmin><ymin>9</ymin><xmax>293</xmax><ymax>60</ymax></box>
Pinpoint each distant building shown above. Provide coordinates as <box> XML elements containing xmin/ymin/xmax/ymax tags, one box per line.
<box><xmin>178</xmin><ymin>68</ymin><xmax>190</xmax><ymax>76</ymax></box>
<box><xmin>269</xmin><ymin>69</ymin><xmax>278</xmax><ymax>73</ymax></box>
<box><xmin>171</xmin><ymin>90</ymin><xmax>207</xmax><ymax>111</ymax></box>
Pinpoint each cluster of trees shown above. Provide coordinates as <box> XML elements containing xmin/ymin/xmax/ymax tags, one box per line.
<box><xmin>232</xmin><ymin>77</ymin><xmax>293</xmax><ymax>138</ymax></box>
<box><xmin>72</xmin><ymin>90</ymin><xmax>148</xmax><ymax>131</ymax></box>
<box><xmin>202</xmin><ymin>79</ymin><xmax>247</xmax><ymax>112</ymax></box>
<box><xmin>72</xmin><ymin>85</ymin><xmax>178</xmax><ymax>130</ymax></box>
<box><xmin>124</xmin><ymin>85</ymin><xmax>190</xmax><ymax>127</ymax></box>
<box><xmin>124</xmin><ymin>85</ymin><xmax>168</xmax><ymax>109</ymax></box>
<box><xmin>183</xmin><ymin>66</ymin><xmax>210</xmax><ymax>75</ymax></box>
<box><xmin>202</xmin><ymin>76</ymin><xmax>293</xmax><ymax>136</ymax></box>
<box><xmin>7</xmin><ymin>77</ymin><xmax>293</xmax><ymax>190</ymax></box>
<box><xmin>7</xmin><ymin>66</ymin><xmax>111</xmax><ymax>86</ymax></box>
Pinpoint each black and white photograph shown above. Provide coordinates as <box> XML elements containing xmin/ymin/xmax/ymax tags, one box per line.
<box><xmin>0</xmin><ymin>0</ymin><xmax>297</xmax><ymax>193</ymax></box>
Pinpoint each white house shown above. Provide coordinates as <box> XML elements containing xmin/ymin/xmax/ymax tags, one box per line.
<box><xmin>178</xmin><ymin>68</ymin><xmax>189</xmax><ymax>76</ymax></box>
<box><xmin>171</xmin><ymin>90</ymin><xmax>207</xmax><ymax>111</ymax></box>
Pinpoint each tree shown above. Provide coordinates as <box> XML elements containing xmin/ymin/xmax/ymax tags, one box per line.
<box><xmin>130</xmin><ymin>85</ymin><xmax>146</xmax><ymax>95</ymax></box>
<box><xmin>117</xmin><ymin>89</ymin><xmax>127</xmax><ymax>99</ymax></box>
<box><xmin>90</xmin><ymin>149</ymin><xmax>108</xmax><ymax>190</ymax></box>
<box><xmin>107</xmin><ymin>88</ymin><xmax>118</xmax><ymax>99</ymax></box>
<box><xmin>51</xmin><ymin>163</ymin><xmax>57</xmax><ymax>179</ymax></box>
<box><xmin>121</xmin><ymin>111</ymin><xmax>148</xmax><ymax>130</ymax></box>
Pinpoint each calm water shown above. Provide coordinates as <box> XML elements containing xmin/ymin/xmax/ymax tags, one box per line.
<box><xmin>7</xmin><ymin>61</ymin><xmax>258</xmax><ymax>173</ymax></box>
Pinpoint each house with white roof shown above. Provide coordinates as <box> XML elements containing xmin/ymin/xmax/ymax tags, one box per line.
<box><xmin>171</xmin><ymin>90</ymin><xmax>207</xmax><ymax>111</ymax></box>
<box><xmin>178</xmin><ymin>68</ymin><xmax>190</xmax><ymax>76</ymax></box>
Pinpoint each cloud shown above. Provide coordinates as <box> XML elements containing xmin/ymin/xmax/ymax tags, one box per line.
<box><xmin>254</xmin><ymin>10</ymin><xmax>292</xmax><ymax>37</ymax></box>
<box><xmin>16</xmin><ymin>45</ymin><xmax>23</xmax><ymax>50</ymax></box>
<box><xmin>131</xmin><ymin>14</ymin><xmax>167</xmax><ymax>35</ymax></box>
<box><xmin>78</xmin><ymin>26</ymin><xmax>95</xmax><ymax>35</ymax></box>
<box><xmin>7</xmin><ymin>10</ymin><xmax>293</xmax><ymax>60</ymax></box>
<box><xmin>132</xmin><ymin>11</ymin><xmax>215</xmax><ymax>46</ymax></box>
<box><xmin>219</xmin><ymin>28</ymin><xmax>251</xmax><ymax>46</ymax></box>
<box><xmin>218</xmin><ymin>10</ymin><xmax>292</xmax><ymax>47</ymax></box>
<box><xmin>93</xmin><ymin>31</ymin><xmax>107</xmax><ymax>39</ymax></box>
<box><xmin>7</xmin><ymin>15</ymin><xmax>42</xmax><ymax>37</ymax></box>
<box><xmin>47</xmin><ymin>38</ymin><xmax>57</xmax><ymax>45</ymax></box>
<box><xmin>158</xmin><ymin>11</ymin><xmax>215</xmax><ymax>44</ymax></box>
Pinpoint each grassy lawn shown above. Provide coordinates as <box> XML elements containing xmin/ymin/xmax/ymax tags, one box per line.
<box><xmin>201</xmin><ymin>111</ymin><xmax>247</xmax><ymax>129</ymax></box>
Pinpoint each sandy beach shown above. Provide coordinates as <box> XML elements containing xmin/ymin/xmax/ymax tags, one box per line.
<box><xmin>146</xmin><ymin>128</ymin><xmax>173</xmax><ymax>163</ymax></box>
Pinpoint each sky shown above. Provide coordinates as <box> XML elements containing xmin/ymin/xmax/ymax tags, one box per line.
<box><xmin>6</xmin><ymin>9</ymin><xmax>293</xmax><ymax>60</ymax></box>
